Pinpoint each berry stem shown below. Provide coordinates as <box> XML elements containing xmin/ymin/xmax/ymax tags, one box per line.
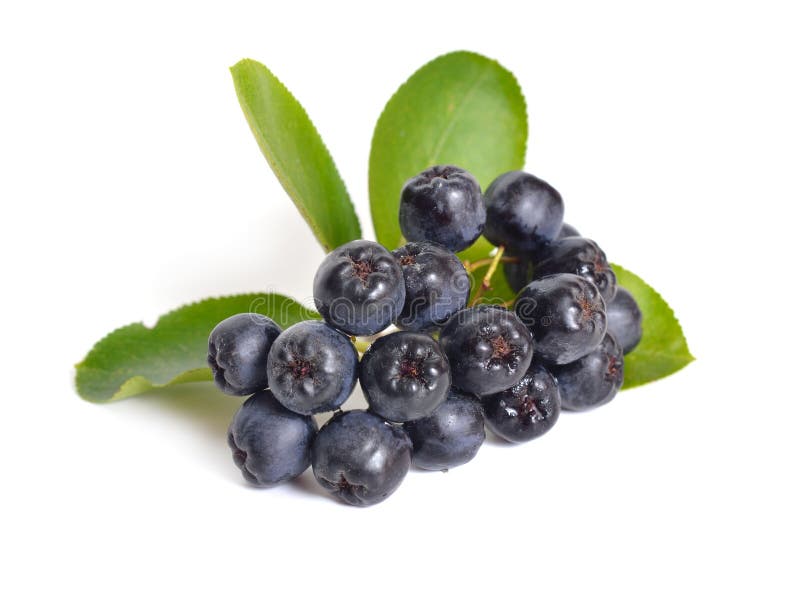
<box><xmin>464</xmin><ymin>255</ymin><xmax>519</xmax><ymax>273</ymax></box>
<box><xmin>350</xmin><ymin>326</ymin><xmax>401</xmax><ymax>355</ymax></box>
<box><xmin>469</xmin><ymin>245</ymin><xmax>505</xmax><ymax>306</ymax></box>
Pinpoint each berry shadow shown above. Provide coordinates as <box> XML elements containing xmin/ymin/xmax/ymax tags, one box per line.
<box><xmin>136</xmin><ymin>382</ymin><xmax>240</xmax><ymax>438</ymax></box>
<box><xmin>282</xmin><ymin>469</ymin><xmax>331</xmax><ymax>500</ymax></box>
<box><xmin>128</xmin><ymin>382</ymin><xmax>380</xmax><ymax>504</ymax></box>
<box><xmin>284</xmin><ymin>468</ymin><xmax>392</xmax><ymax>509</ymax></box>
<box><xmin>408</xmin><ymin>464</ymin><xmax>449</xmax><ymax>474</ymax></box>
<box><xmin>96</xmin><ymin>383</ymin><xmax>272</xmax><ymax>491</ymax></box>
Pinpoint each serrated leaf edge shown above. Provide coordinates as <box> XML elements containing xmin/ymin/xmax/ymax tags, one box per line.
<box><xmin>231</xmin><ymin>58</ymin><xmax>361</xmax><ymax>252</ymax></box>
<box><xmin>368</xmin><ymin>50</ymin><xmax>528</xmax><ymax>247</ymax></box>
<box><xmin>75</xmin><ymin>293</ymin><xmax>318</xmax><ymax>402</ymax></box>
<box><xmin>613</xmin><ymin>263</ymin><xmax>695</xmax><ymax>391</ymax></box>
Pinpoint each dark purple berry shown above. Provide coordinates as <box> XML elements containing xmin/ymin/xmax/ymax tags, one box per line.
<box><xmin>392</xmin><ymin>241</ymin><xmax>470</xmax><ymax>331</ymax></box>
<box><xmin>313</xmin><ymin>239</ymin><xmax>405</xmax><ymax>336</ymax></box>
<box><xmin>207</xmin><ymin>313</ymin><xmax>281</xmax><ymax>396</ymax></box>
<box><xmin>439</xmin><ymin>305</ymin><xmax>534</xmax><ymax>396</ymax></box>
<box><xmin>312</xmin><ymin>411</ymin><xmax>412</xmax><ymax>507</ymax></box>
<box><xmin>227</xmin><ymin>390</ymin><xmax>317</xmax><ymax>486</ymax></box>
<box><xmin>502</xmin><ymin>224</ymin><xmax>582</xmax><ymax>292</ymax></box>
<box><xmin>533</xmin><ymin>237</ymin><xmax>617</xmax><ymax>301</ymax></box>
<box><xmin>403</xmin><ymin>391</ymin><xmax>485</xmax><ymax>470</ymax></box>
<box><xmin>483</xmin><ymin>171</ymin><xmax>564</xmax><ymax>252</ymax></box>
<box><xmin>606</xmin><ymin>287</ymin><xmax>643</xmax><ymax>354</ymax></box>
<box><xmin>482</xmin><ymin>364</ymin><xmax>561</xmax><ymax>443</ymax></box>
<box><xmin>515</xmin><ymin>273</ymin><xmax>607</xmax><ymax>365</ymax></box>
<box><xmin>360</xmin><ymin>331</ymin><xmax>451</xmax><ymax>422</ymax></box>
<box><xmin>399</xmin><ymin>165</ymin><xmax>485</xmax><ymax>252</ymax></box>
<box><xmin>549</xmin><ymin>333</ymin><xmax>624</xmax><ymax>411</ymax></box>
<box><xmin>266</xmin><ymin>320</ymin><xmax>358</xmax><ymax>415</ymax></box>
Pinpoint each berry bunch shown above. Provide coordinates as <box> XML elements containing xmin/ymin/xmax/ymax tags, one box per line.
<box><xmin>209</xmin><ymin>165</ymin><xmax>643</xmax><ymax>506</ymax></box>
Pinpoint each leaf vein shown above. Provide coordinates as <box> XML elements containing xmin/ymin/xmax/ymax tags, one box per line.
<box><xmin>428</xmin><ymin>65</ymin><xmax>491</xmax><ymax>165</ymax></box>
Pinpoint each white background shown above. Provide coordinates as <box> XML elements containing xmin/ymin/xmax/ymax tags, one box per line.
<box><xmin>2</xmin><ymin>1</ymin><xmax>798</xmax><ymax>592</ymax></box>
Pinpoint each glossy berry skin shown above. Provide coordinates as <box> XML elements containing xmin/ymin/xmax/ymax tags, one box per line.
<box><xmin>207</xmin><ymin>313</ymin><xmax>281</xmax><ymax>396</ymax></box>
<box><xmin>607</xmin><ymin>287</ymin><xmax>643</xmax><ymax>354</ymax></box>
<box><xmin>482</xmin><ymin>364</ymin><xmax>561</xmax><ymax>443</ymax></box>
<box><xmin>533</xmin><ymin>237</ymin><xmax>617</xmax><ymax>301</ymax></box>
<box><xmin>312</xmin><ymin>411</ymin><xmax>412</xmax><ymax>507</ymax></box>
<box><xmin>502</xmin><ymin>224</ymin><xmax>582</xmax><ymax>292</ymax></box>
<box><xmin>503</xmin><ymin>252</ymin><xmax>537</xmax><ymax>294</ymax></box>
<box><xmin>313</xmin><ymin>239</ymin><xmax>405</xmax><ymax>336</ymax></box>
<box><xmin>227</xmin><ymin>390</ymin><xmax>317</xmax><ymax>487</ymax></box>
<box><xmin>439</xmin><ymin>306</ymin><xmax>534</xmax><ymax>396</ymax></box>
<box><xmin>550</xmin><ymin>333</ymin><xmax>624</xmax><ymax>411</ymax></box>
<box><xmin>483</xmin><ymin>171</ymin><xmax>565</xmax><ymax>253</ymax></box>
<box><xmin>399</xmin><ymin>165</ymin><xmax>485</xmax><ymax>252</ymax></box>
<box><xmin>403</xmin><ymin>391</ymin><xmax>485</xmax><ymax>471</ymax></box>
<box><xmin>515</xmin><ymin>273</ymin><xmax>607</xmax><ymax>365</ymax></box>
<box><xmin>360</xmin><ymin>332</ymin><xmax>451</xmax><ymax>422</ymax></box>
<box><xmin>392</xmin><ymin>241</ymin><xmax>470</xmax><ymax>331</ymax></box>
<box><xmin>266</xmin><ymin>321</ymin><xmax>358</xmax><ymax>415</ymax></box>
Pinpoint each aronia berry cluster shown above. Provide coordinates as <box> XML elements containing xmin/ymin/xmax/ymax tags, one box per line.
<box><xmin>208</xmin><ymin>165</ymin><xmax>643</xmax><ymax>506</ymax></box>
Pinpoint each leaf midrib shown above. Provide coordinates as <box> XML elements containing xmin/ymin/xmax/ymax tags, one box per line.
<box><xmin>628</xmin><ymin>348</ymin><xmax>694</xmax><ymax>363</ymax></box>
<box><xmin>428</xmin><ymin>65</ymin><xmax>491</xmax><ymax>165</ymax></box>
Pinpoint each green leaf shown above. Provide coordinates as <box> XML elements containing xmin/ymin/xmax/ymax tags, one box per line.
<box><xmin>369</xmin><ymin>51</ymin><xmax>527</xmax><ymax>251</ymax></box>
<box><xmin>231</xmin><ymin>59</ymin><xmax>361</xmax><ymax>252</ymax></box>
<box><xmin>612</xmin><ymin>265</ymin><xmax>694</xmax><ymax>389</ymax></box>
<box><xmin>76</xmin><ymin>294</ymin><xmax>318</xmax><ymax>403</ymax></box>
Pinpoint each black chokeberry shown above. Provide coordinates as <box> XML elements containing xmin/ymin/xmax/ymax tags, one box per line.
<box><xmin>227</xmin><ymin>390</ymin><xmax>317</xmax><ymax>486</ymax></box>
<box><xmin>515</xmin><ymin>273</ymin><xmax>606</xmax><ymax>365</ymax></box>
<box><xmin>483</xmin><ymin>171</ymin><xmax>564</xmax><ymax>253</ymax></box>
<box><xmin>549</xmin><ymin>333</ymin><xmax>624</xmax><ymax>411</ymax></box>
<box><xmin>533</xmin><ymin>236</ymin><xmax>617</xmax><ymax>301</ymax></box>
<box><xmin>606</xmin><ymin>287</ymin><xmax>643</xmax><ymax>354</ymax></box>
<box><xmin>403</xmin><ymin>391</ymin><xmax>485</xmax><ymax>471</ymax></box>
<box><xmin>439</xmin><ymin>305</ymin><xmax>534</xmax><ymax>396</ymax></box>
<box><xmin>313</xmin><ymin>239</ymin><xmax>405</xmax><ymax>336</ymax></box>
<box><xmin>482</xmin><ymin>364</ymin><xmax>560</xmax><ymax>443</ymax></box>
<box><xmin>266</xmin><ymin>320</ymin><xmax>358</xmax><ymax>415</ymax></box>
<box><xmin>399</xmin><ymin>165</ymin><xmax>485</xmax><ymax>252</ymax></box>
<box><xmin>207</xmin><ymin>313</ymin><xmax>281</xmax><ymax>396</ymax></box>
<box><xmin>392</xmin><ymin>241</ymin><xmax>470</xmax><ymax>331</ymax></box>
<box><xmin>502</xmin><ymin>223</ymin><xmax>582</xmax><ymax>292</ymax></box>
<box><xmin>312</xmin><ymin>410</ymin><xmax>412</xmax><ymax>507</ymax></box>
<box><xmin>360</xmin><ymin>331</ymin><xmax>451</xmax><ymax>422</ymax></box>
